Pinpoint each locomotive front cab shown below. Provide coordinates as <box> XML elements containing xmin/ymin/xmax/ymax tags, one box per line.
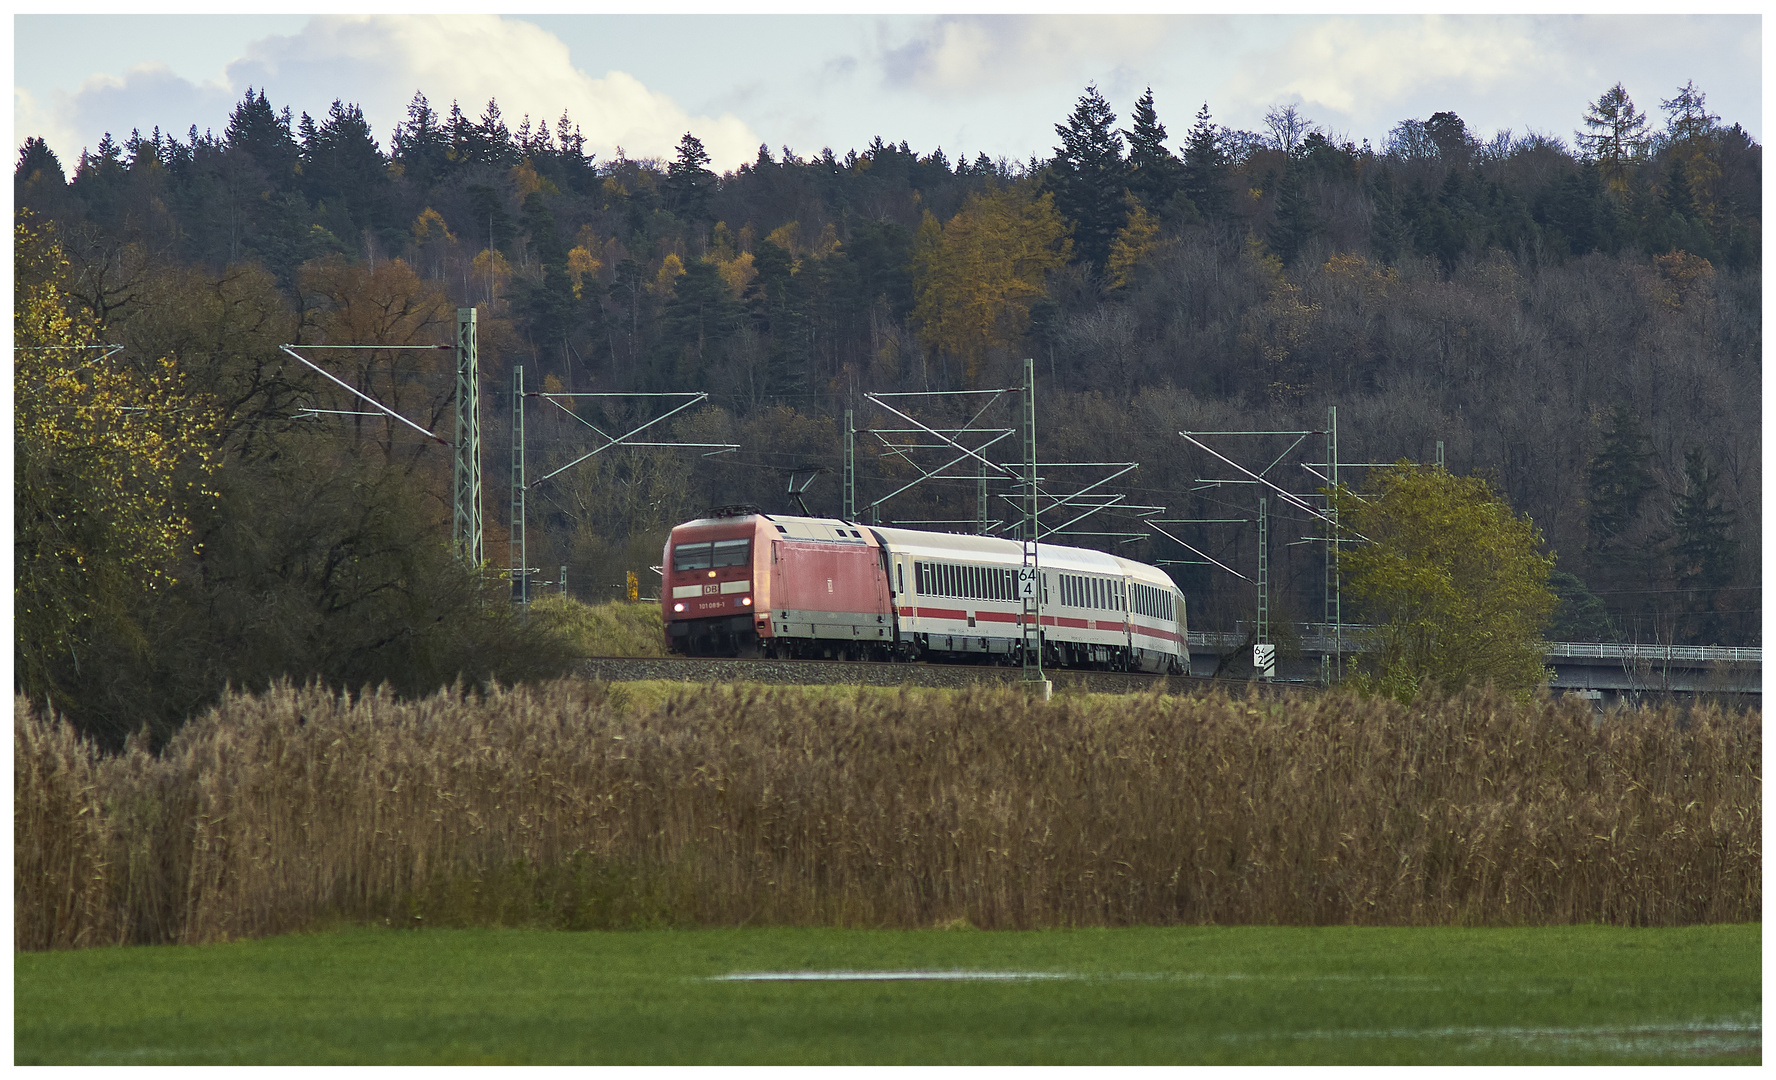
<box><xmin>663</xmin><ymin>516</ymin><xmax>766</xmax><ymax>656</ymax></box>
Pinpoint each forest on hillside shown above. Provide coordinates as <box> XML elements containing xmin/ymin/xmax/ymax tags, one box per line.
<box><xmin>15</xmin><ymin>79</ymin><xmax>1760</xmax><ymax>742</ymax></box>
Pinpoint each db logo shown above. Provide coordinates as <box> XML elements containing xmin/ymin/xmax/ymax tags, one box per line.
<box><xmin>703</xmin><ymin>583</ymin><xmax>720</xmax><ymax>595</ymax></box>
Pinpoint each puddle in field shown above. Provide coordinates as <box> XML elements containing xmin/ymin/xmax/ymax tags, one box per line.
<box><xmin>712</xmin><ymin>970</ymin><xmax>1075</xmax><ymax>981</ymax></box>
<box><xmin>1225</xmin><ymin>1017</ymin><xmax>1761</xmax><ymax>1058</ymax></box>
<box><xmin>711</xmin><ymin>970</ymin><xmax>1439</xmax><ymax>985</ymax></box>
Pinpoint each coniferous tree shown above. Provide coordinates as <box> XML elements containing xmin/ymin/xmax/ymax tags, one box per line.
<box><xmin>1584</xmin><ymin>403</ymin><xmax>1654</xmax><ymax>550</ymax></box>
<box><xmin>16</xmin><ymin>136</ymin><xmax>64</xmax><ymax>185</ymax></box>
<box><xmin>1267</xmin><ymin>165</ymin><xmax>1318</xmax><ymax>266</ymax></box>
<box><xmin>1048</xmin><ymin>84</ymin><xmax>1128</xmax><ymax>274</ymax></box>
<box><xmin>1547</xmin><ymin>570</ymin><xmax>1615</xmax><ymax>642</ymax></box>
<box><xmin>746</xmin><ymin>239</ymin><xmax>809</xmax><ymax>401</ymax></box>
<box><xmin>476</xmin><ymin>99</ymin><xmax>517</xmax><ymax>169</ymax></box>
<box><xmin>300</xmin><ymin>100</ymin><xmax>394</xmax><ymax>242</ymax></box>
<box><xmin>519</xmin><ymin>190</ymin><xmax>576</xmax><ymax>349</ymax></box>
<box><xmin>664</xmin><ymin>132</ymin><xmax>717</xmax><ymax>222</ymax></box>
<box><xmin>14</xmin><ymin>136</ymin><xmax>69</xmax><ymax>218</ymax></box>
<box><xmin>446</xmin><ymin>100</ymin><xmax>477</xmax><ymax>165</ymax></box>
<box><xmin>1660</xmin><ymin>81</ymin><xmax>1719</xmax><ymax>145</ymax></box>
<box><xmin>660</xmin><ymin>258</ymin><xmax>741</xmax><ymax>383</ymax></box>
<box><xmin>1671</xmin><ymin>447</ymin><xmax>1738</xmax><ymax>642</ymax></box>
<box><xmin>1368</xmin><ymin>171</ymin><xmax>1408</xmax><ymax>265</ymax></box>
<box><xmin>1180</xmin><ymin>102</ymin><xmax>1229</xmax><ymax>222</ymax></box>
<box><xmin>1576</xmin><ymin>83</ymin><xmax>1649</xmax><ymax>194</ymax></box>
<box><xmin>1124</xmin><ymin>87</ymin><xmax>1183</xmax><ymax>217</ymax></box>
<box><xmin>224</xmin><ymin>88</ymin><xmax>299</xmax><ymax>183</ymax></box>
<box><xmin>391</xmin><ymin>92</ymin><xmax>450</xmax><ymax>189</ymax></box>
<box><xmin>1662</xmin><ymin>155</ymin><xmax>1698</xmax><ymax>220</ymax></box>
<box><xmin>1536</xmin><ymin>162</ymin><xmax>1621</xmax><ymax>257</ymax></box>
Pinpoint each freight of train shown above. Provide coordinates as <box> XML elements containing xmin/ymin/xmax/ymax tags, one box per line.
<box><xmin>662</xmin><ymin>506</ymin><xmax>1188</xmax><ymax>674</ymax></box>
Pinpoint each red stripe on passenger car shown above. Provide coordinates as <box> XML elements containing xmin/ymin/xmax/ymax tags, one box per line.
<box><xmin>916</xmin><ymin>607</ymin><xmax>967</xmax><ymax>620</ymax></box>
<box><xmin>1133</xmin><ymin>624</ymin><xmax>1182</xmax><ymax>643</ymax></box>
<box><xmin>974</xmin><ymin>610</ymin><xmax>1019</xmax><ymax>623</ymax></box>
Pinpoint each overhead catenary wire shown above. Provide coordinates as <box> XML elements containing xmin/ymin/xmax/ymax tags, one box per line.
<box><xmin>278</xmin><ymin>345</ymin><xmax>448</xmax><ymax>446</ymax></box>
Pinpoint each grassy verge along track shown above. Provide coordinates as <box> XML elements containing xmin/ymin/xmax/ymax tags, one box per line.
<box><xmin>14</xmin><ymin>924</ymin><xmax>1759</xmax><ymax>1065</ymax></box>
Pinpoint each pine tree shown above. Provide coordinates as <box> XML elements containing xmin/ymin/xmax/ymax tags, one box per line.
<box><xmin>1267</xmin><ymin>165</ymin><xmax>1318</xmax><ymax>266</ymax></box>
<box><xmin>1671</xmin><ymin>447</ymin><xmax>1737</xmax><ymax>642</ymax></box>
<box><xmin>391</xmin><ymin>91</ymin><xmax>449</xmax><ymax>188</ymax></box>
<box><xmin>477</xmin><ymin>99</ymin><xmax>516</xmax><ymax>168</ymax></box>
<box><xmin>1368</xmin><ymin>171</ymin><xmax>1408</xmax><ymax>265</ymax></box>
<box><xmin>1547</xmin><ymin>570</ymin><xmax>1615</xmax><ymax>642</ymax></box>
<box><xmin>664</xmin><ymin>132</ymin><xmax>717</xmax><ymax>222</ymax></box>
<box><xmin>1048</xmin><ymin>84</ymin><xmax>1128</xmax><ymax>274</ymax></box>
<box><xmin>1662</xmin><ymin>154</ymin><xmax>1697</xmax><ymax>220</ymax></box>
<box><xmin>1584</xmin><ymin>403</ymin><xmax>1654</xmax><ymax>549</ymax></box>
<box><xmin>224</xmin><ymin>87</ymin><xmax>299</xmax><ymax>182</ymax></box>
<box><xmin>1576</xmin><ymin>83</ymin><xmax>1649</xmax><ymax>194</ymax></box>
<box><xmin>1124</xmin><ymin>87</ymin><xmax>1183</xmax><ymax>216</ymax></box>
<box><xmin>446</xmin><ymin>100</ymin><xmax>475</xmax><ymax>164</ymax></box>
<box><xmin>15</xmin><ymin>137</ymin><xmax>64</xmax><ymax>186</ymax></box>
<box><xmin>300</xmin><ymin>100</ymin><xmax>393</xmax><ymax>238</ymax></box>
<box><xmin>1660</xmin><ymin>81</ymin><xmax>1719</xmax><ymax>145</ymax></box>
<box><xmin>1180</xmin><ymin>102</ymin><xmax>1229</xmax><ymax>222</ymax></box>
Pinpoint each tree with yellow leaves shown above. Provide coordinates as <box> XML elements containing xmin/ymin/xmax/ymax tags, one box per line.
<box><xmin>15</xmin><ymin>215</ymin><xmax>221</xmax><ymax>710</ymax></box>
<box><xmin>911</xmin><ymin>184</ymin><xmax>1071</xmax><ymax>383</ymax></box>
<box><xmin>1334</xmin><ymin>464</ymin><xmax>1556</xmax><ymax>702</ymax></box>
<box><xmin>1105</xmin><ymin>198</ymin><xmax>1159</xmax><ymax>290</ymax></box>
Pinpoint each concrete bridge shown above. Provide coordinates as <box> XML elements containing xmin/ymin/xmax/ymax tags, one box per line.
<box><xmin>1188</xmin><ymin>628</ymin><xmax>1760</xmax><ymax>706</ymax></box>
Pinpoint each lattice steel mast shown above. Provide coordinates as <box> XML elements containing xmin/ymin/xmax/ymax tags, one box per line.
<box><xmin>452</xmin><ymin>308</ymin><xmax>483</xmax><ymax>566</ymax></box>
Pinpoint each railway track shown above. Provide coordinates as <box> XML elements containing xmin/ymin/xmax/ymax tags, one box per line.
<box><xmin>573</xmin><ymin>654</ymin><xmax>1228</xmax><ymax>695</ymax></box>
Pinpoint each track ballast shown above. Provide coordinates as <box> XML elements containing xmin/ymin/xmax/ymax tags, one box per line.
<box><xmin>574</xmin><ymin>655</ymin><xmax>1220</xmax><ymax>695</ymax></box>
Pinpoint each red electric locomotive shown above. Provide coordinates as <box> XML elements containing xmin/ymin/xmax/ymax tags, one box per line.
<box><xmin>662</xmin><ymin>505</ymin><xmax>1188</xmax><ymax>673</ymax></box>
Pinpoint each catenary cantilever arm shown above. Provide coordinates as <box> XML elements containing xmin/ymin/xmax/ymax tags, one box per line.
<box><xmin>279</xmin><ymin>345</ymin><xmax>447</xmax><ymax>445</ymax></box>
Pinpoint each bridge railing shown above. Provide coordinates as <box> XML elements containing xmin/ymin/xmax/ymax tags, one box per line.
<box><xmin>1544</xmin><ymin>642</ymin><xmax>1762</xmax><ymax>664</ymax></box>
<box><xmin>1186</xmin><ymin>628</ymin><xmax>1760</xmax><ymax>665</ymax></box>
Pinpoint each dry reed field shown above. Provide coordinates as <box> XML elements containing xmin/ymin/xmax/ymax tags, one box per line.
<box><xmin>15</xmin><ymin>681</ymin><xmax>1760</xmax><ymax>950</ymax></box>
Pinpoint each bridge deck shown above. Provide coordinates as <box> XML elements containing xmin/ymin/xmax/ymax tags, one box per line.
<box><xmin>1187</xmin><ymin>630</ymin><xmax>1760</xmax><ymax>699</ymax></box>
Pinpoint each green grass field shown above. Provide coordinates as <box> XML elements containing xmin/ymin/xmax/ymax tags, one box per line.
<box><xmin>15</xmin><ymin>924</ymin><xmax>1759</xmax><ymax>1065</ymax></box>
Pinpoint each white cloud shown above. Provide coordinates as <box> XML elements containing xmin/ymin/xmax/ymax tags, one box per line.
<box><xmin>17</xmin><ymin>15</ymin><xmax>762</xmax><ymax>171</ymax></box>
<box><xmin>17</xmin><ymin>63</ymin><xmax>238</xmax><ymax>167</ymax></box>
<box><xmin>1224</xmin><ymin>16</ymin><xmax>1547</xmax><ymax>118</ymax></box>
<box><xmin>881</xmin><ymin>15</ymin><xmax>1170</xmax><ymax>95</ymax></box>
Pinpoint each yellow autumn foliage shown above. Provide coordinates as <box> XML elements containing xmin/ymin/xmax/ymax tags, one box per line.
<box><xmin>911</xmin><ymin>185</ymin><xmax>1071</xmax><ymax>383</ymax></box>
<box><xmin>1106</xmin><ymin>200</ymin><xmax>1159</xmax><ymax>290</ymax></box>
<box><xmin>714</xmin><ymin>251</ymin><xmax>757</xmax><ymax>298</ymax></box>
<box><xmin>651</xmin><ymin>252</ymin><xmax>686</xmax><ymax>296</ymax></box>
<box><xmin>470</xmin><ymin>248</ymin><xmax>513</xmax><ymax>298</ymax></box>
<box><xmin>14</xmin><ymin>216</ymin><xmax>221</xmax><ymax>705</ymax></box>
<box><xmin>567</xmin><ymin>246</ymin><xmax>602</xmax><ymax>300</ymax></box>
<box><xmin>411</xmin><ymin>207</ymin><xmax>455</xmax><ymax>245</ymax></box>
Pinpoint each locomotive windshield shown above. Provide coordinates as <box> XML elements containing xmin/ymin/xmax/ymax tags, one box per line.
<box><xmin>712</xmin><ymin>538</ymin><xmax>750</xmax><ymax>567</ymax></box>
<box><xmin>673</xmin><ymin>538</ymin><xmax>750</xmax><ymax>571</ymax></box>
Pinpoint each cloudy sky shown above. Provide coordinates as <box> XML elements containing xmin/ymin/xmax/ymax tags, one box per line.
<box><xmin>13</xmin><ymin>14</ymin><xmax>1762</xmax><ymax>174</ymax></box>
